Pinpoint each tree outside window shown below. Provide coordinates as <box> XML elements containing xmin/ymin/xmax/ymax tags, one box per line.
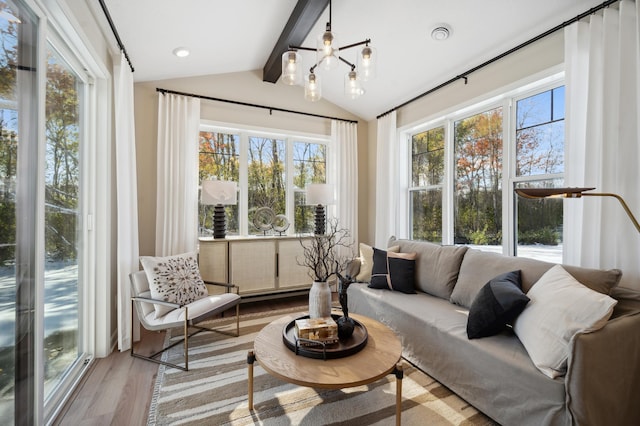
<box><xmin>293</xmin><ymin>142</ymin><xmax>326</xmax><ymax>233</ymax></box>
<box><xmin>198</xmin><ymin>129</ymin><xmax>329</xmax><ymax>237</ymax></box>
<box><xmin>407</xmin><ymin>84</ymin><xmax>565</xmax><ymax>263</ymax></box>
<box><xmin>515</xmin><ymin>87</ymin><xmax>565</xmax><ymax>251</ymax></box>
<box><xmin>454</xmin><ymin>107</ymin><xmax>503</xmax><ymax>246</ymax></box>
<box><xmin>248</xmin><ymin>137</ymin><xmax>285</xmax><ymax>235</ymax></box>
<box><xmin>199</xmin><ymin>131</ymin><xmax>239</xmax><ymax>236</ymax></box>
<box><xmin>410</xmin><ymin>127</ymin><xmax>444</xmax><ymax>242</ymax></box>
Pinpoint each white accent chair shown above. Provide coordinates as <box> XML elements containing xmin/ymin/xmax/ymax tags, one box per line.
<box><xmin>129</xmin><ymin>270</ymin><xmax>240</xmax><ymax>371</ymax></box>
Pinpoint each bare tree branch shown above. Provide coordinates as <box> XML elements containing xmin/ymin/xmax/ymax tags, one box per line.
<box><xmin>297</xmin><ymin>218</ymin><xmax>353</xmax><ymax>282</ymax></box>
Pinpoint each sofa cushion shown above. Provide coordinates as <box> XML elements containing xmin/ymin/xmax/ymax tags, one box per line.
<box><xmin>467</xmin><ymin>270</ymin><xmax>530</xmax><ymax>339</ymax></box>
<box><xmin>451</xmin><ymin>248</ymin><xmax>622</xmax><ymax>309</ymax></box>
<box><xmin>355</xmin><ymin>243</ymin><xmax>399</xmax><ymax>282</ymax></box>
<box><xmin>389</xmin><ymin>237</ymin><xmax>468</xmax><ymax>299</ymax></box>
<box><xmin>140</xmin><ymin>252</ymin><xmax>208</xmax><ymax>318</ymax></box>
<box><xmin>369</xmin><ymin>248</ymin><xmax>417</xmax><ymax>294</ymax></box>
<box><xmin>513</xmin><ymin>265</ymin><xmax>617</xmax><ymax>378</ymax></box>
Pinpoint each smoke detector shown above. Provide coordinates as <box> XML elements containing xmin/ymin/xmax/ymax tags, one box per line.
<box><xmin>431</xmin><ymin>26</ymin><xmax>451</xmax><ymax>41</ymax></box>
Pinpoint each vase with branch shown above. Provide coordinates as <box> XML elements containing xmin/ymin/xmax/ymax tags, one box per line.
<box><xmin>298</xmin><ymin>218</ymin><xmax>352</xmax><ymax>318</ymax></box>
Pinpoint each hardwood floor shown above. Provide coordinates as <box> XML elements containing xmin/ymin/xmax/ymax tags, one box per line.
<box><xmin>54</xmin><ymin>295</ymin><xmax>310</xmax><ymax>426</ymax></box>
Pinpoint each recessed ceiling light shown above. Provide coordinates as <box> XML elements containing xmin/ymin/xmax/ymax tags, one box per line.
<box><xmin>173</xmin><ymin>47</ymin><xmax>190</xmax><ymax>58</ymax></box>
<box><xmin>431</xmin><ymin>26</ymin><xmax>451</xmax><ymax>41</ymax></box>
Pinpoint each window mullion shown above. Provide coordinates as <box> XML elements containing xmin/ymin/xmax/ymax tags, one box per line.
<box><xmin>443</xmin><ymin>120</ymin><xmax>455</xmax><ymax>245</ymax></box>
<box><xmin>239</xmin><ymin>132</ymin><xmax>249</xmax><ymax>236</ymax></box>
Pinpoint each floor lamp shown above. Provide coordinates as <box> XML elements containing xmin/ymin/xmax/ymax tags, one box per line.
<box><xmin>306</xmin><ymin>183</ymin><xmax>335</xmax><ymax>235</ymax></box>
<box><xmin>515</xmin><ymin>187</ymin><xmax>640</xmax><ymax>234</ymax></box>
<box><xmin>201</xmin><ymin>180</ymin><xmax>237</xmax><ymax>239</ymax></box>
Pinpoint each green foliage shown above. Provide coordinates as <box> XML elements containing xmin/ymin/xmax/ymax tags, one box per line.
<box><xmin>518</xmin><ymin>227</ymin><xmax>560</xmax><ymax>246</ymax></box>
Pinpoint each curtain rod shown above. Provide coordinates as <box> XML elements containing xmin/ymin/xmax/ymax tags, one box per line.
<box><xmin>377</xmin><ymin>0</ymin><xmax>619</xmax><ymax>119</ymax></box>
<box><xmin>156</xmin><ymin>88</ymin><xmax>358</xmax><ymax>124</ymax></box>
<box><xmin>98</xmin><ymin>0</ymin><xmax>134</xmax><ymax>73</ymax></box>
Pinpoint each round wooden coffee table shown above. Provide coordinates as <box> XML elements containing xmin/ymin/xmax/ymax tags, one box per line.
<box><xmin>247</xmin><ymin>312</ymin><xmax>404</xmax><ymax>425</ymax></box>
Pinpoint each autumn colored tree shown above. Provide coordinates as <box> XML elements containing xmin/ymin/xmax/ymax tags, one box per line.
<box><xmin>454</xmin><ymin>108</ymin><xmax>503</xmax><ymax>244</ymax></box>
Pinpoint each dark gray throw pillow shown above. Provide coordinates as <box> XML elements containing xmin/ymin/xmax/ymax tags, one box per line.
<box><xmin>369</xmin><ymin>247</ymin><xmax>417</xmax><ymax>294</ymax></box>
<box><xmin>466</xmin><ymin>270</ymin><xmax>529</xmax><ymax>339</ymax></box>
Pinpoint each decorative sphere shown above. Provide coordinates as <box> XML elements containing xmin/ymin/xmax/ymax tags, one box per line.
<box><xmin>337</xmin><ymin>316</ymin><xmax>355</xmax><ymax>340</ymax></box>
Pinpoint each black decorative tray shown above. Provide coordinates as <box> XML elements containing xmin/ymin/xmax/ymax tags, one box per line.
<box><xmin>282</xmin><ymin>314</ymin><xmax>368</xmax><ymax>360</ymax></box>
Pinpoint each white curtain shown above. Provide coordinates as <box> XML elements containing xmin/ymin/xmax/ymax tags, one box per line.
<box><xmin>332</xmin><ymin>120</ymin><xmax>358</xmax><ymax>258</ymax></box>
<box><xmin>114</xmin><ymin>52</ymin><xmax>139</xmax><ymax>351</ymax></box>
<box><xmin>564</xmin><ymin>0</ymin><xmax>640</xmax><ymax>290</ymax></box>
<box><xmin>374</xmin><ymin>111</ymin><xmax>398</xmax><ymax>248</ymax></box>
<box><xmin>155</xmin><ymin>93</ymin><xmax>201</xmax><ymax>256</ymax></box>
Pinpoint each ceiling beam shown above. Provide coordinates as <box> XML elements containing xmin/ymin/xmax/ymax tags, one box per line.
<box><xmin>263</xmin><ymin>0</ymin><xmax>329</xmax><ymax>83</ymax></box>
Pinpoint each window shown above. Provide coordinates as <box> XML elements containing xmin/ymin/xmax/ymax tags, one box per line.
<box><xmin>293</xmin><ymin>142</ymin><xmax>326</xmax><ymax>233</ymax></box>
<box><xmin>199</xmin><ymin>131</ymin><xmax>240</xmax><ymax>235</ymax></box>
<box><xmin>248</xmin><ymin>136</ymin><xmax>286</xmax><ymax>235</ymax></box>
<box><xmin>44</xmin><ymin>43</ymin><xmax>84</xmax><ymax>404</ymax></box>
<box><xmin>454</xmin><ymin>107</ymin><xmax>503</xmax><ymax>246</ymax></box>
<box><xmin>514</xmin><ymin>87</ymin><xmax>565</xmax><ymax>260</ymax></box>
<box><xmin>409</xmin><ymin>127</ymin><xmax>444</xmax><ymax>242</ymax></box>
<box><xmin>407</xmin><ymin>80</ymin><xmax>564</xmax><ymax>262</ymax></box>
<box><xmin>198</xmin><ymin>125</ymin><xmax>330</xmax><ymax>237</ymax></box>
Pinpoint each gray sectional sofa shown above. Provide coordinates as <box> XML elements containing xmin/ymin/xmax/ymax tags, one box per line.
<box><xmin>347</xmin><ymin>237</ymin><xmax>640</xmax><ymax>426</ymax></box>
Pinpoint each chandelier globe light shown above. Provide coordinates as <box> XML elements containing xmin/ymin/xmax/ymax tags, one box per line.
<box><xmin>357</xmin><ymin>45</ymin><xmax>376</xmax><ymax>81</ymax></box>
<box><xmin>317</xmin><ymin>23</ymin><xmax>339</xmax><ymax>70</ymax></box>
<box><xmin>281</xmin><ymin>50</ymin><xmax>303</xmax><ymax>85</ymax></box>
<box><xmin>345</xmin><ymin>70</ymin><xmax>364</xmax><ymax>99</ymax></box>
<box><xmin>305</xmin><ymin>72</ymin><xmax>322</xmax><ymax>101</ymax></box>
<box><xmin>280</xmin><ymin>0</ymin><xmax>375</xmax><ymax>102</ymax></box>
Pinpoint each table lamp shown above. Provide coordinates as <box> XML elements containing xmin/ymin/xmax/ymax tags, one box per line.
<box><xmin>306</xmin><ymin>183</ymin><xmax>335</xmax><ymax>235</ymax></box>
<box><xmin>514</xmin><ymin>187</ymin><xmax>640</xmax><ymax>234</ymax></box>
<box><xmin>201</xmin><ymin>180</ymin><xmax>237</xmax><ymax>239</ymax></box>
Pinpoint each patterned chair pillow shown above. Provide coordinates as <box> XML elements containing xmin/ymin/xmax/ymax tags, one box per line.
<box><xmin>140</xmin><ymin>252</ymin><xmax>208</xmax><ymax>318</ymax></box>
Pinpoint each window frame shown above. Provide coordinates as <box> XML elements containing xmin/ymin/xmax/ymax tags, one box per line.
<box><xmin>199</xmin><ymin>120</ymin><xmax>332</xmax><ymax>237</ymax></box>
<box><xmin>401</xmin><ymin>72</ymin><xmax>565</xmax><ymax>257</ymax></box>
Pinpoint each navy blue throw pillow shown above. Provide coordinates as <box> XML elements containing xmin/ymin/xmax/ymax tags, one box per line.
<box><xmin>466</xmin><ymin>270</ymin><xmax>530</xmax><ymax>339</ymax></box>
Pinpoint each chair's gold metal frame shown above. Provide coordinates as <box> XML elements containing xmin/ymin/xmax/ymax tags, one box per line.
<box><xmin>130</xmin><ymin>276</ymin><xmax>240</xmax><ymax>371</ymax></box>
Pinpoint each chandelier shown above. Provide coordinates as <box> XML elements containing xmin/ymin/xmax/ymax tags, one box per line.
<box><xmin>280</xmin><ymin>0</ymin><xmax>376</xmax><ymax>101</ymax></box>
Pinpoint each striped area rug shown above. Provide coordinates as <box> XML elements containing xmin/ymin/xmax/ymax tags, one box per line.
<box><xmin>147</xmin><ymin>307</ymin><xmax>496</xmax><ymax>426</ymax></box>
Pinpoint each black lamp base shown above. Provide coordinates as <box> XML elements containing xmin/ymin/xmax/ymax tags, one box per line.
<box><xmin>213</xmin><ymin>204</ymin><xmax>226</xmax><ymax>239</ymax></box>
<box><xmin>314</xmin><ymin>204</ymin><xmax>325</xmax><ymax>235</ymax></box>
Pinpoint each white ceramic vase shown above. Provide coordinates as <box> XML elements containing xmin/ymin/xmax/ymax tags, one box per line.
<box><xmin>308</xmin><ymin>281</ymin><xmax>332</xmax><ymax>318</ymax></box>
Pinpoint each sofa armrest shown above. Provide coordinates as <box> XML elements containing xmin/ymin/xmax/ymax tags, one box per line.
<box><xmin>566</xmin><ymin>310</ymin><xmax>640</xmax><ymax>425</ymax></box>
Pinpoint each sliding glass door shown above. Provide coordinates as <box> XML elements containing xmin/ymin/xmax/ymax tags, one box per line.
<box><xmin>0</xmin><ymin>0</ymin><xmax>91</xmax><ymax>423</ymax></box>
<box><xmin>43</xmin><ymin>43</ymin><xmax>84</xmax><ymax>414</ymax></box>
<box><xmin>0</xmin><ymin>1</ymin><xmax>39</xmax><ymax>423</ymax></box>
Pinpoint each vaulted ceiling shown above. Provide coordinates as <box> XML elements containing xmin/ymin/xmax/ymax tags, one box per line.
<box><xmin>102</xmin><ymin>0</ymin><xmax>605</xmax><ymax>120</ymax></box>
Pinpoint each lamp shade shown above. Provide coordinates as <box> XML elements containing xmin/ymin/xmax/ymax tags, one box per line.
<box><xmin>304</xmin><ymin>72</ymin><xmax>322</xmax><ymax>102</ymax></box>
<box><xmin>281</xmin><ymin>50</ymin><xmax>302</xmax><ymax>86</ymax></box>
<box><xmin>306</xmin><ymin>183</ymin><xmax>335</xmax><ymax>205</ymax></box>
<box><xmin>317</xmin><ymin>26</ymin><xmax>339</xmax><ymax>71</ymax></box>
<box><xmin>201</xmin><ymin>180</ymin><xmax>237</xmax><ymax>205</ymax></box>
<box><xmin>357</xmin><ymin>45</ymin><xmax>376</xmax><ymax>81</ymax></box>
<box><xmin>345</xmin><ymin>70</ymin><xmax>365</xmax><ymax>99</ymax></box>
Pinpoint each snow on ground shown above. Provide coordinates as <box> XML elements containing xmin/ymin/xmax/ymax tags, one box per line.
<box><xmin>0</xmin><ymin>262</ymin><xmax>78</xmax><ymax>348</ymax></box>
